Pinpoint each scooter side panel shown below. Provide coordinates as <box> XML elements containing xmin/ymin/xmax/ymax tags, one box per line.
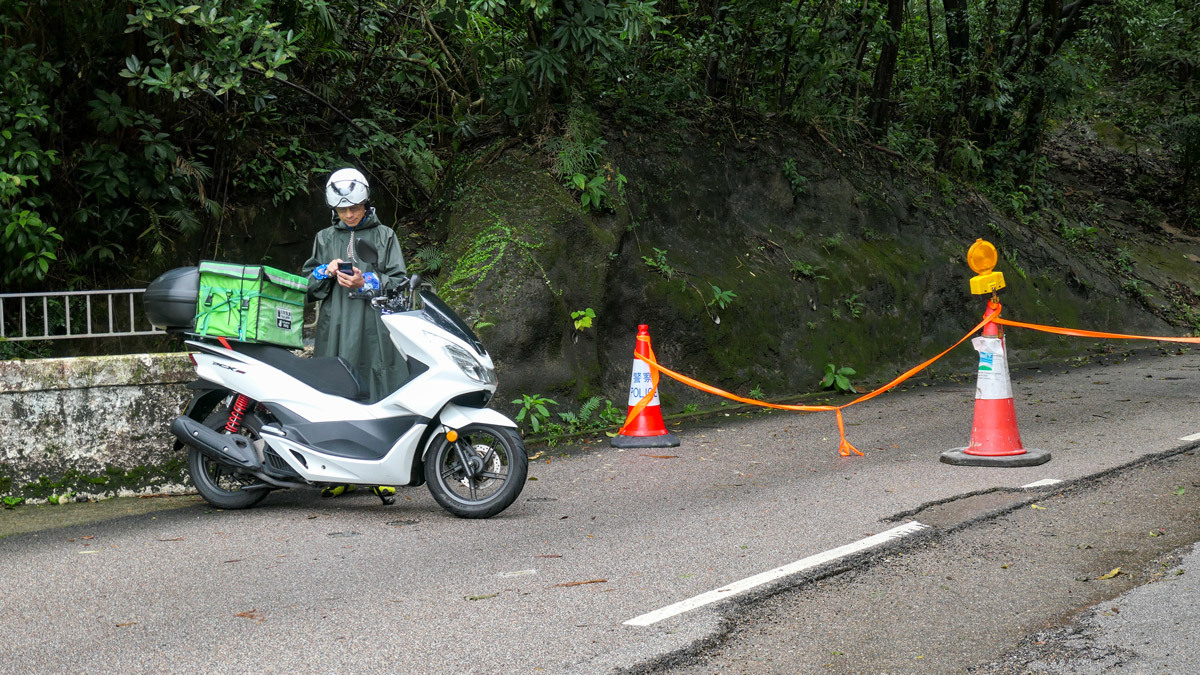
<box><xmin>265</xmin><ymin>405</ymin><xmax>428</xmax><ymax>461</ymax></box>
<box><xmin>261</xmin><ymin>423</ymin><xmax>427</xmax><ymax>486</ymax></box>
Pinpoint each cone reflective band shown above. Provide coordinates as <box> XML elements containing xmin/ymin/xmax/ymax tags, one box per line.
<box><xmin>612</xmin><ymin>324</ymin><xmax>680</xmax><ymax>448</ymax></box>
<box><xmin>627</xmin><ymin>353</ymin><xmax>661</xmax><ymax>408</ymax></box>
<box><xmin>942</xmin><ymin>304</ymin><xmax>1050</xmax><ymax>467</ymax></box>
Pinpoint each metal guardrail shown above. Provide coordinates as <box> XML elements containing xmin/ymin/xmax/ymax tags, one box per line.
<box><xmin>0</xmin><ymin>289</ymin><xmax>163</xmax><ymax>341</ymax></box>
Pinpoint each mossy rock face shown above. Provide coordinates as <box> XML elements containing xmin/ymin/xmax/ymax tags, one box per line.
<box><xmin>438</xmin><ymin>152</ymin><xmax>624</xmax><ymax>404</ymax></box>
<box><xmin>177</xmin><ymin>122</ymin><xmax>1192</xmax><ymax>423</ymax></box>
<box><xmin>425</xmin><ymin>130</ymin><xmax>1199</xmax><ymax>418</ymax></box>
<box><xmin>598</xmin><ymin>135</ymin><xmax>957</xmax><ymax>405</ymax></box>
<box><xmin>590</xmin><ymin>130</ymin><xmax>1179</xmax><ymax>410</ymax></box>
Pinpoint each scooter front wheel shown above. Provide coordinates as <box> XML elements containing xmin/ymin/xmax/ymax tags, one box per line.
<box><xmin>425</xmin><ymin>424</ymin><xmax>527</xmax><ymax>519</ymax></box>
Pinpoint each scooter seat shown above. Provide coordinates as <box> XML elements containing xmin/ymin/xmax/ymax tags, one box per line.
<box><xmin>229</xmin><ymin>342</ymin><xmax>368</xmax><ymax>401</ymax></box>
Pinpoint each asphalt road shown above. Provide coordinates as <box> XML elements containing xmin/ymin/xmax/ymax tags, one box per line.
<box><xmin>649</xmin><ymin>443</ymin><xmax>1200</xmax><ymax>673</ymax></box>
<box><xmin>3</xmin><ymin>346</ymin><xmax>1200</xmax><ymax>673</ymax></box>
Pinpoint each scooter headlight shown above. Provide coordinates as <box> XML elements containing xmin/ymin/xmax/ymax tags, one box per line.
<box><xmin>444</xmin><ymin>343</ymin><xmax>496</xmax><ymax>385</ymax></box>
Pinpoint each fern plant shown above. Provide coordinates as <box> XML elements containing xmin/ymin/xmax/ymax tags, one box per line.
<box><xmin>555</xmin><ymin>395</ymin><xmax>623</xmax><ymax>434</ymax></box>
<box><xmin>413</xmin><ymin>245</ymin><xmax>444</xmax><ymax>274</ymax></box>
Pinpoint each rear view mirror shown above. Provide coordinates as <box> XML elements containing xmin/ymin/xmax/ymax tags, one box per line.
<box><xmin>355</xmin><ymin>239</ymin><xmax>379</xmax><ymax>265</ymax></box>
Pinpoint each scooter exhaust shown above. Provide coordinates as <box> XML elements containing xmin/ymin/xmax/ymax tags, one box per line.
<box><xmin>170</xmin><ymin>416</ymin><xmax>262</xmax><ymax>470</ymax></box>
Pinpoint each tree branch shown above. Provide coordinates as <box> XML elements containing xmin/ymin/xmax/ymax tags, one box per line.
<box><xmin>420</xmin><ymin>6</ymin><xmax>472</xmax><ymax>92</ymax></box>
<box><xmin>262</xmin><ymin>72</ymin><xmax>432</xmax><ymax>203</ymax></box>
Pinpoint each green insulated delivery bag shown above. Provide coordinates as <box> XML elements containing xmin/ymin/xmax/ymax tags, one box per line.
<box><xmin>194</xmin><ymin>261</ymin><xmax>306</xmax><ymax>348</ymax></box>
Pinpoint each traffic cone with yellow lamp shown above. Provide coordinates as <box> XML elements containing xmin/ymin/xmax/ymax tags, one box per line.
<box><xmin>941</xmin><ymin>239</ymin><xmax>1051</xmax><ymax>467</ymax></box>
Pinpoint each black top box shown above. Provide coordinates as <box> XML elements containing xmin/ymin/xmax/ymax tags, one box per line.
<box><xmin>144</xmin><ymin>266</ymin><xmax>199</xmax><ymax>330</ymax></box>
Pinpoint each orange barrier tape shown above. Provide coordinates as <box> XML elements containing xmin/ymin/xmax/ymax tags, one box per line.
<box><xmin>624</xmin><ymin>304</ymin><xmax>1200</xmax><ymax>457</ymax></box>
<box><xmin>629</xmin><ymin>308</ymin><xmax>1000</xmax><ymax>456</ymax></box>
<box><xmin>993</xmin><ymin>318</ymin><xmax>1200</xmax><ymax>344</ymax></box>
<box><xmin>837</xmin><ymin>306</ymin><xmax>998</xmax><ymax>410</ymax></box>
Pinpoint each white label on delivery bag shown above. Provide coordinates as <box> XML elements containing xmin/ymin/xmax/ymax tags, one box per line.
<box><xmin>972</xmin><ymin>336</ymin><xmax>1012</xmax><ymax>400</ymax></box>
<box><xmin>627</xmin><ymin>359</ymin><xmax>661</xmax><ymax>406</ymax></box>
<box><xmin>276</xmin><ymin>307</ymin><xmax>293</xmax><ymax>330</ymax></box>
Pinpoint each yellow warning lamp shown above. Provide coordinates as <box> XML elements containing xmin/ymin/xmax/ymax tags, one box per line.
<box><xmin>446</xmin><ymin>429</ymin><xmax>458</xmax><ymax>442</ymax></box>
<box><xmin>967</xmin><ymin>238</ymin><xmax>1006</xmax><ymax>295</ymax></box>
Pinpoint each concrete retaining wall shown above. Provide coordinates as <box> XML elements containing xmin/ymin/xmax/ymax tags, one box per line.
<box><xmin>0</xmin><ymin>353</ymin><xmax>195</xmax><ymax>502</ymax></box>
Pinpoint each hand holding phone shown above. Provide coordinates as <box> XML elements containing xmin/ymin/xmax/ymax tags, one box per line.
<box><xmin>337</xmin><ymin>261</ymin><xmax>355</xmax><ymax>276</ymax></box>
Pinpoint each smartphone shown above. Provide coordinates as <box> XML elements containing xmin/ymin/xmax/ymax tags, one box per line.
<box><xmin>337</xmin><ymin>261</ymin><xmax>354</xmax><ymax>275</ymax></box>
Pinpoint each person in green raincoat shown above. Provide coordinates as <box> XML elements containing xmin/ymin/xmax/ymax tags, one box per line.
<box><xmin>302</xmin><ymin>167</ymin><xmax>408</xmax><ymax>502</ymax></box>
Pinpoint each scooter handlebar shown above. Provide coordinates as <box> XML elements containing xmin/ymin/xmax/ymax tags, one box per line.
<box><xmin>369</xmin><ymin>274</ymin><xmax>420</xmax><ymax>313</ymax></box>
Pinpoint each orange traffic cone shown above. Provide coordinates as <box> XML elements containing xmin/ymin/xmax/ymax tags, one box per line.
<box><xmin>612</xmin><ymin>324</ymin><xmax>680</xmax><ymax>448</ymax></box>
<box><xmin>941</xmin><ymin>306</ymin><xmax>1050</xmax><ymax>467</ymax></box>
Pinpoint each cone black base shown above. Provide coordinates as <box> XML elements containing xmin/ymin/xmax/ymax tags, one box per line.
<box><xmin>940</xmin><ymin>447</ymin><xmax>1051</xmax><ymax>467</ymax></box>
<box><xmin>611</xmin><ymin>431</ymin><xmax>680</xmax><ymax>449</ymax></box>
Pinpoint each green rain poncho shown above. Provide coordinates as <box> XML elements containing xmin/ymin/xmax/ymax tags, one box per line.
<box><xmin>302</xmin><ymin>208</ymin><xmax>408</xmax><ymax>403</ymax></box>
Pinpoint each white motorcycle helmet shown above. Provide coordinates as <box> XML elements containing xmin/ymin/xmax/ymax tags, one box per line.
<box><xmin>325</xmin><ymin>167</ymin><xmax>370</xmax><ymax>208</ymax></box>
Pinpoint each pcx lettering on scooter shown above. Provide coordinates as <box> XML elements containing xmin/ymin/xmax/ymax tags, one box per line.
<box><xmin>159</xmin><ymin>238</ymin><xmax>529</xmax><ymax>519</ymax></box>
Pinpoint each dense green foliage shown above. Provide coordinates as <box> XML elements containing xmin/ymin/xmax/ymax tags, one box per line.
<box><xmin>1</xmin><ymin>0</ymin><xmax>1195</xmax><ymax>289</ymax></box>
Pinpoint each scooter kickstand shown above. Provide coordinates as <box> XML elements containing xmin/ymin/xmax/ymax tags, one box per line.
<box><xmin>372</xmin><ymin>486</ymin><xmax>397</xmax><ymax>505</ymax></box>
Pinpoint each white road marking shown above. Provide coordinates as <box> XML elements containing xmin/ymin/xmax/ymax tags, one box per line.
<box><xmin>497</xmin><ymin>569</ymin><xmax>537</xmax><ymax>578</ymax></box>
<box><xmin>1180</xmin><ymin>432</ymin><xmax>1200</xmax><ymax>442</ymax></box>
<box><xmin>1022</xmin><ymin>478</ymin><xmax>1063</xmax><ymax>488</ymax></box>
<box><xmin>623</xmin><ymin>521</ymin><xmax>929</xmax><ymax>627</ymax></box>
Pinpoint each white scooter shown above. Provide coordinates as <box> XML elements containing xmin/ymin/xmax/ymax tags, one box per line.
<box><xmin>162</xmin><ymin>242</ymin><xmax>527</xmax><ymax>519</ymax></box>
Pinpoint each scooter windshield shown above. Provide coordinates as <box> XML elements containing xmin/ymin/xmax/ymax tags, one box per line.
<box><xmin>420</xmin><ymin>290</ymin><xmax>487</xmax><ymax>357</ymax></box>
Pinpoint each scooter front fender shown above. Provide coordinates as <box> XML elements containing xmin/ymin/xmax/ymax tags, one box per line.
<box><xmin>420</xmin><ymin>403</ymin><xmax>518</xmax><ymax>467</ymax></box>
<box><xmin>435</xmin><ymin>403</ymin><xmax>518</xmax><ymax>431</ymax></box>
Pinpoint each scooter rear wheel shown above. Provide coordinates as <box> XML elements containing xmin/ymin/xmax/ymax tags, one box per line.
<box><xmin>188</xmin><ymin>411</ymin><xmax>270</xmax><ymax>510</ymax></box>
<box><xmin>425</xmin><ymin>424</ymin><xmax>527</xmax><ymax>518</ymax></box>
